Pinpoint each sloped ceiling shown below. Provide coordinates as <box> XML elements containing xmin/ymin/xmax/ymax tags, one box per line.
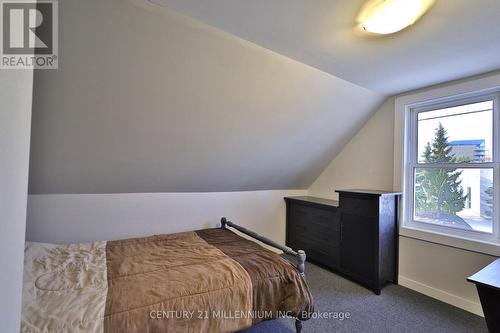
<box><xmin>32</xmin><ymin>0</ymin><xmax>500</xmax><ymax>194</ymax></box>
<box><xmin>150</xmin><ymin>0</ymin><xmax>500</xmax><ymax>95</ymax></box>
<box><xmin>29</xmin><ymin>0</ymin><xmax>383</xmax><ymax>194</ymax></box>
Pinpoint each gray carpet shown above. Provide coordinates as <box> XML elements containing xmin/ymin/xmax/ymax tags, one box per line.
<box><xmin>240</xmin><ymin>259</ymin><xmax>488</xmax><ymax>333</ymax></box>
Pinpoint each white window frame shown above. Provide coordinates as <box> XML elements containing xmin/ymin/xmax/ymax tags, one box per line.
<box><xmin>401</xmin><ymin>89</ymin><xmax>500</xmax><ymax>253</ymax></box>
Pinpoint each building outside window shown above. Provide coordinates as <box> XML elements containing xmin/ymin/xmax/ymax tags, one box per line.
<box><xmin>466</xmin><ymin>186</ymin><xmax>472</xmax><ymax>210</ymax></box>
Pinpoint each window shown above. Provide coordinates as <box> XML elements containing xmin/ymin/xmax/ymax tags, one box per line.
<box><xmin>404</xmin><ymin>92</ymin><xmax>500</xmax><ymax>245</ymax></box>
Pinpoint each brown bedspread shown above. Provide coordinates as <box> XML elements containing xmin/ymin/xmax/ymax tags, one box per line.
<box><xmin>196</xmin><ymin>229</ymin><xmax>313</xmax><ymax>323</ymax></box>
<box><xmin>22</xmin><ymin>228</ymin><xmax>313</xmax><ymax>333</ymax></box>
<box><xmin>105</xmin><ymin>229</ymin><xmax>313</xmax><ymax>332</ymax></box>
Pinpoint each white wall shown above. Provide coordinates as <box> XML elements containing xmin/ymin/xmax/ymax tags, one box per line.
<box><xmin>0</xmin><ymin>70</ymin><xmax>33</xmax><ymax>331</ymax></box>
<box><xmin>26</xmin><ymin>190</ymin><xmax>306</xmax><ymax>245</ymax></box>
<box><xmin>308</xmin><ymin>72</ymin><xmax>500</xmax><ymax>316</ymax></box>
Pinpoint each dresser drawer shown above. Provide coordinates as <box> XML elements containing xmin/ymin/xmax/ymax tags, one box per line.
<box><xmin>288</xmin><ymin>236</ymin><xmax>339</xmax><ymax>269</ymax></box>
<box><xmin>340</xmin><ymin>196</ymin><xmax>378</xmax><ymax>218</ymax></box>
<box><xmin>286</xmin><ymin>200</ymin><xmax>340</xmax><ymax>269</ymax></box>
<box><xmin>288</xmin><ymin>221</ymin><xmax>335</xmax><ymax>250</ymax></box>
<box><xmin>288</xmin><ymin>204</ymin><xmax>339</xmax><ymax>245</ymax></box>
<box><xmin>290</xmin><ymin>203</ymin><xmax>339</xmax><ymax>229</ymax></box>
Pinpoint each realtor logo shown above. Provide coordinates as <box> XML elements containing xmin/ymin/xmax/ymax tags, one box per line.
<box><xmin>1</xmin><ymin>0</ymin><xmax>58</xmax><ymax>69</ymax></box>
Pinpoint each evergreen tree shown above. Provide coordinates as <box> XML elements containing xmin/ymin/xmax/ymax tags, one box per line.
<box><xmin>415</xmin><ymin>123</ymin><xmax>466</xmax><ymax>215</ymax></box>
<box><xmin>415</xmin><ymin>143</ymin><xmax>432</xmax><ymax>210</ymax></box>
<box><xmin>431</xmin><ymin>123</ymin><xmax>454</xmax><ymax>163</ymax></box>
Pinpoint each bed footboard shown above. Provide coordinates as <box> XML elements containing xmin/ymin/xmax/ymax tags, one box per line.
<box><xmin>220</xmin><ymin>217</ymin><xmax>307</xmax><ymax>333</ymax></box>
<box><xmin>220</xmin><ymin>217</ymin><xmax>306</xmax><ymax>277</ymax></box>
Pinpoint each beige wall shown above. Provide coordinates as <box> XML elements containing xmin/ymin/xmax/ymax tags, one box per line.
<box><xmin>0</xmin><ymin>70</ymin><xmax>33</xmax><ymax>331</ymax></box>
<box><xmin>399</xmin><ymin>237</ymin><xmax>495</xmax><ymax>315</ymax></box>
<box><xmin>308</xmin><ymin>81</ymin><xmax>498</xmax><ymax>315</ymax></box>
<box><xmin>309</xmin><ymin>97</ymin><xmax>395</xmax><ymax>199</ymax></box>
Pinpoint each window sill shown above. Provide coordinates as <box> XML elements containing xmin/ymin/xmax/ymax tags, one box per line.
<box><xmin>400</xmin><ymin>225</ymin><xmax>500</xmax><ymax>257</ymax></box>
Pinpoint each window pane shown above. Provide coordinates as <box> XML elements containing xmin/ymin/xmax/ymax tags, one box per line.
<box><xmin>414</xmin><ymin>168</ymin><xmax>493</xmax><ymax>234</ymax></box>
<box><xmin>417</xmin><ymin>101</ymin><xmax>493</xmax><ymax>163</ymax></box>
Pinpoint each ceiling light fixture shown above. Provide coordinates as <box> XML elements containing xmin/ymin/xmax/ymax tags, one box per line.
<box><xmin>357</xmin><ymin>0</ymin><xmax>435</xmax><ymax>35</ymax></box>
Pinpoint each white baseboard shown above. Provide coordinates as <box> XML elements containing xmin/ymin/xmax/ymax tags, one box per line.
<box><xmin>399</xmin><ymin>276</ymin><xmax>484</xmax><ymax>317</ymax></box>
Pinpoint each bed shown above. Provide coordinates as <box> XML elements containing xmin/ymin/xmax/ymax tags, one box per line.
<box><xmin>21</xmin><ymin>218</ymin><xmax>314</xmax><ymax>333</ymax></box>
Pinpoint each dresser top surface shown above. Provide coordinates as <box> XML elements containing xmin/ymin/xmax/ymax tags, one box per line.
<box><xmin>284</xmin><ymin>196</ymin><xmax>339</xmax><ymax>207</ymax></box>
<box><xmin>336</xmin><ymin>189</ymin><xmax>402</xmax><ymax>196</ymax></box>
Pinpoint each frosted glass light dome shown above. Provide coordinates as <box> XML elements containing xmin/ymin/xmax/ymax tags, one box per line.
<box><xmin>357</xmin><ymin>0</ymin><xmax>435</xmax><ymax>34</ymax></box>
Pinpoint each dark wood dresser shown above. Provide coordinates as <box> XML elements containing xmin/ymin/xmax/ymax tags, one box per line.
<box><xmin>285</xmin><ymin>189</ymin><xmax>400</xmax><ymax>294</ymax></box>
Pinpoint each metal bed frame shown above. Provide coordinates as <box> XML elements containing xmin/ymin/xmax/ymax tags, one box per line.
<box><xmin>220</xmin><ymin>217</ymin><xmax>306</xmax><ymax>333</ymax></box>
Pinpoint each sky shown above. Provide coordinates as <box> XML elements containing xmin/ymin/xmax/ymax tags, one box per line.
<box><xmin>417</xmin><ymin>100</ymin><xmax>493</xmax><ymax>162</ymax></box>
